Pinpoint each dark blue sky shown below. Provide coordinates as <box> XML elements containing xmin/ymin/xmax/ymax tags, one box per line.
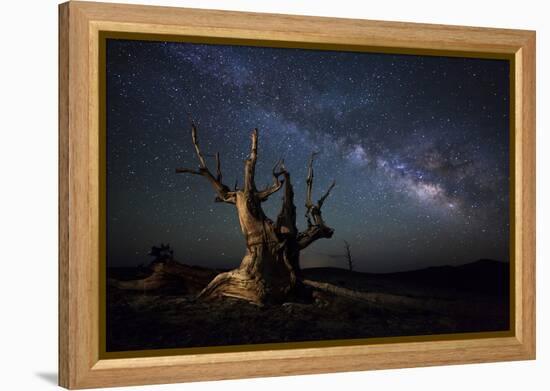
<box><xmin>106</xmin><ymin>38</ymin><xmax>510</xmax><ymax>272</ymax></box>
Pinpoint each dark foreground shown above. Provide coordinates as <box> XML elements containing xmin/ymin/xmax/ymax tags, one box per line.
<box><xmin>106</xmin><ymin>259</ymin><xmax>509</xmax><ymax>352</ymax></box>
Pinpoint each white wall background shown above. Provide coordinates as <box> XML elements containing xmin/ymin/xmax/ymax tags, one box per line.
<box><xmin>0</xmin><ymin>0</ymin><xmax>547</xmax><ymax>389</ymax></box>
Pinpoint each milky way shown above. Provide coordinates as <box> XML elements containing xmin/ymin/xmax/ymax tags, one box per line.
<box><xmin>106</xmin><ymin>39</ymin><xmax>510</xmax><ymax>272</ymax></box>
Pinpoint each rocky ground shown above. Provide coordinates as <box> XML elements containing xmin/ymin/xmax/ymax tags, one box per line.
<box><xmin>106</xmin><ymin>260</ymin><xmax>510</xmax><ymax>352</ymax></box>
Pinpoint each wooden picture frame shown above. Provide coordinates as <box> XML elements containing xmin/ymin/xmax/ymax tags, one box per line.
<box><xmin>59</xmin><ymin>1</ymin><xmax>536</xmax><ymax>389</ymax></box>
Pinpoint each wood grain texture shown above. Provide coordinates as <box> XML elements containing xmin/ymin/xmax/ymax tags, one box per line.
<box><xmin>58</xmin><ymin>3</ymin><xmax>70</xmax><ymax>387</ymax></box>
<box><xmin>58</xmin><ymin>1</ymin><xmax>536</xmax><ymax>388</ymax></box>
<box><xmin>518</xmin><ymin>34</ymin><xmax>536</xmax><ymax>355</ymax></box>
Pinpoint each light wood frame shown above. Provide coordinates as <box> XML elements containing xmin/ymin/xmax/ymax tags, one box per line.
<box><xmin>59</xmin><ymin>1</ymin><xmax>536</xmax><ymax>389</ymax></box>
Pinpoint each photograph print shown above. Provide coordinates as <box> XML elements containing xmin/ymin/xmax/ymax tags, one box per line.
<box><xmin>105</xmin><ymin>37</ymin><xmax>511</xmax><ymax>353</ymax></box>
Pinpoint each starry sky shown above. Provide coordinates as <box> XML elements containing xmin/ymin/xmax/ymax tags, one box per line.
<box><xmin>106</xmin><ymin>38</ymin><xmax>510</xmax><ymax>273</ymax></box>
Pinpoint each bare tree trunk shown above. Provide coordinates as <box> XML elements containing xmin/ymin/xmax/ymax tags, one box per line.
<box><xmin>344</xmin><ymin>240</ymin><xmax>353</xmax><ymax>271</ymax></box>
<box><xmin>176</xmin><ymin>121</ymin><xmax>335</xmax><ymax>305</ymax></box>
<box><xmin>198</xmin><ymin>192</ymin><xmax>296</xmax><ymax>304</ymax></box>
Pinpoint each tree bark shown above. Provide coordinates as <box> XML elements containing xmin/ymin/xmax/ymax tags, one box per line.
<box><xmin>198</xmin><ymin>191</ymin><xmax>297</xmax><ymax>304</ymax></box>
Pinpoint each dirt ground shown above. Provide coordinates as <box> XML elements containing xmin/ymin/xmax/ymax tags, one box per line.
<box><xmin>106</xmin><ymin>260</ymin><xmax>509</xmax><ymax>352</ymax></box>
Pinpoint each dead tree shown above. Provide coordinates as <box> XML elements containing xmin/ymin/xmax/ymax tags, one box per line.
<box><xmin>148</xmin><ymin>243</ymin><xmax>174</xmax><ymax>263</ymax></box>
<box><xmin>343</xmin><ymin>240</ymin><xmax>353</xmax><ymax>271</ymax></box>
<box><xmin>176</xmin><ymin>121</ymin><xmax>335</xmax><ymax>304</ymax></box>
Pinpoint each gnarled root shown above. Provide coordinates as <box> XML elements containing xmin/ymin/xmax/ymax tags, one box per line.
<box><xmin>198</xmin><ymin>268</ymin><xmax>293</xmax><ymax>306</ymax></box>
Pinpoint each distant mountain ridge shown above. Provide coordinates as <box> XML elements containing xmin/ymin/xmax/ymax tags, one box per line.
<box><xmin>304</xmin><ymin>259</ymin><xmax>509</xmax><ymax>296</ymax></box>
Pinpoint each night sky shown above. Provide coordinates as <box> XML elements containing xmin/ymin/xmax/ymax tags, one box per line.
<box><xmin>106</xmin><ymin>38</ymin><xmax>510</xmax><ymax>273</ymax></box>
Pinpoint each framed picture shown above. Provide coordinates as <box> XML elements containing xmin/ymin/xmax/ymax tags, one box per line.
<box><xmin>59</xmin><ymin>1</ymin><xmax>536</xmax><ymax>389</ymax></box>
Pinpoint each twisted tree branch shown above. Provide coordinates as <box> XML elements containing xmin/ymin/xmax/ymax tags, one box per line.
<box><xmin>298</xmin><ymin>152</ymin><xmax>335</xmax><ymax>249</ymax></box>
<box><xmin>242</xmin><ymin>128</ymin><xmax>259</xmax><ymax>193</ymax></box>
<box><xmin>258</xmin><ymin>159</ymin><xmax>286</xmax><ymax>201</ymax></box>
<box><xmin>175</xmin><ymin>119</ymin><xmax>236</xmax><ymax>204</ymax></box>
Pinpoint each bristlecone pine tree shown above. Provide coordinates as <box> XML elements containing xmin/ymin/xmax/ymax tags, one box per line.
<box><xmin>176</xmin><ymin>121</ymin><xmax>336</xmax><ymax>305</ymax></box>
